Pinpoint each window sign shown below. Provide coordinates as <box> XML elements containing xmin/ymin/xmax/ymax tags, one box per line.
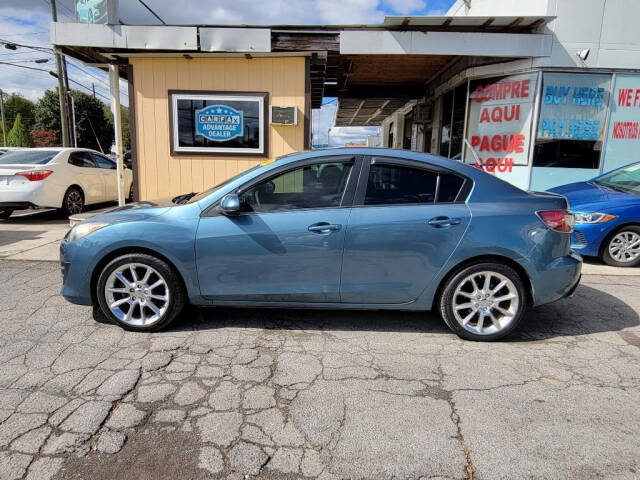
<box><xmin>75</xmin><ymin>0</ymin><xmax>117</xmax><ymax>24</ymax></box>
<box><xmin>169</xmin><ymin>91</ymin><xmax>268</xmax><ymax>156</ymax></box>
<box><xmin>464</xmin><ymin>73</ymin><xmax>538</xmax><ymax>176</ymax></box>
<box><xmin>534</xmin><ymin>73</ymin><xmax>611</xmax><ymax>171</ymax></box>
<box><xmin>603</xmin><ymin>74</ymin><xmax>640</xmax><ymax>172</ymax></box>
<box><xmin>538</xmin><ymin>73</ymin><xmax>610</xmax><ymax>141</ymax></box>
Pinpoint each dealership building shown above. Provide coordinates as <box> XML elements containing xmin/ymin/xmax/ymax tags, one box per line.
<box><xmin>52</xmin><ymin>0</ymin><xmax>640</xmax><ymax>199</ymax></box>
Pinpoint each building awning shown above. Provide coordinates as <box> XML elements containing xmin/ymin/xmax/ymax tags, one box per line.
<box><xmin>383</xmin><ymin>15</ymin><xmax>554</xmax><ymax>30</ymax></box>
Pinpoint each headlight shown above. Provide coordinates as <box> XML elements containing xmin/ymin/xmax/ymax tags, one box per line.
<box><xmin>574</xmin><ymin>212</ymin><xmax>617</xmax><ymax>224</ymax></box>
<box><xmin>65</xmin><ymin>222</ymin><xmax>108</xmax><ymax>242</ymax></box>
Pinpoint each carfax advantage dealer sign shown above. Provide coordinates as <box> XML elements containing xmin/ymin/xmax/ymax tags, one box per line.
<box><xmin>195</xmin><ymin>105</ymin><xmax>244</xmax><ymax>142</ymax></box>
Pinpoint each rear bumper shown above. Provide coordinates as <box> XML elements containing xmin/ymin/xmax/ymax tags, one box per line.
<box><xmin>0</xmin><ymin>181</ymin><xmax>60</xmax><ymax>209</ymax></box>
<box><xmin>531</xmin><ymin>252</ymin><xmax>582</xmax><ymax>306</ymax></box>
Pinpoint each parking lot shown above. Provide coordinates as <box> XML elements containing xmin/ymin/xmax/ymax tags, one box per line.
<box><xmin>0</xmin><ymin>259</ymin><xmax>638</xmax><ymax>480</ymax></box>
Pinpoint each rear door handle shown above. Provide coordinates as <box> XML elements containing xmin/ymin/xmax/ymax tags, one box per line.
<box><xmin>308</xmin><ymin>222</ymin><xmax>342</xmax><ymax>233</ymax></box>
<box><xmin>428</xmin><ymin>216</ymin><xmax>461</xmax><ymax>228</ymax></box>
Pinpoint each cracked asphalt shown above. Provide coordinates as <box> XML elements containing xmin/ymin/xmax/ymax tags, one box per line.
<box><xmin>0</xmin><ymin>260</ymin><xmax>639</xmax><ymax>480</ymax></box>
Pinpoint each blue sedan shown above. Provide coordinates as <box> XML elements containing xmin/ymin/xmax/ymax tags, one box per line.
<box><xmin>550</xmin><ymin>162</ymin><xmax>640</xmax><ymax>267</ymax></box>
<box><xmin>60</xmin><ymin>148</ymin><xmax>581</xmax><ymax>341</ymax></box>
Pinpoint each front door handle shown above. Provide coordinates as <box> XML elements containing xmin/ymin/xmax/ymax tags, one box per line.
<box><xmin>428</xmin><ymin>216</ymin><xmax>461</xmax><ymax>228</ymax></box>
<box><xmin>308</xmin><ymin>222</ymin><xmax>342</xmax><ymax>233</ymax></box>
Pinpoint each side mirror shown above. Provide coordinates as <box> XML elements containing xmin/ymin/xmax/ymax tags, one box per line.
<box><xmin>220</xmin><ymin>193</ymin><xmax>240</xmax><ymax>215</ymax></box>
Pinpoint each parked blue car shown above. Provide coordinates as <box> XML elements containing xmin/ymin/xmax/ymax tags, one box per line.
<box><xmin>60</xmin><ymin>148</ymin><xmax>581</xmax><ymax>341</ymax></box>
<box><xmin>549</xmin><ymin>162</ymin><xmax>640</xmax><ymax>267</ymax></box>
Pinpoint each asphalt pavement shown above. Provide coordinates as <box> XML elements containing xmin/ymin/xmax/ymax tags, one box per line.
<box><xmin>0</xmin><ymin>260</ymin><xmax>638</xmax><ymax>479</ymax></box>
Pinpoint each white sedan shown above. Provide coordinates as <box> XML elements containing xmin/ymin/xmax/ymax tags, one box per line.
<box><xmin>0</xmin><ymin>148</ymin><xmax>133</xmax><ymax>219</ymax></box>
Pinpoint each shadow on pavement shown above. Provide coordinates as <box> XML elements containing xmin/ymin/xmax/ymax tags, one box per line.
<box><xmin>165</xmin><ymin>283</ymin><xmax>639</xmax><ymax>342</ymax></box>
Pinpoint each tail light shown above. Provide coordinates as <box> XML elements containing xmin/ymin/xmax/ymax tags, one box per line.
<box><xmin>536</xmin><ymin>210</ymin><xmax>574</xmax><ymax>233</ymax></box>
<box><xmin>15</xmin><ymin>170</ymin><xmax>53</xmax><ymax>181</ymax></box>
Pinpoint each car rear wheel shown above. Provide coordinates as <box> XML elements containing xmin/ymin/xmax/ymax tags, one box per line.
<box><xmin>439</xmin><ymin>262</ymin><xmax>526</xmax><ymax>341</ymax></box>
<box><xmin>602</xmin><ymin>226</ymin><xmax>640</xmax><ymax>267</ymax></box>
<box><xmin>61</xmin><ymin>187</ymin><xmax>84</xmax><ymax>217</ymax></box>
<box><xmin>96</xmin><ymin>253</ymin><xmax>185</xmax><ymax>331</ymax></box>
<box><xmin>0</xmin><ymin>208</ymin><xmax>13</xmax><ymax>220</ymax></box>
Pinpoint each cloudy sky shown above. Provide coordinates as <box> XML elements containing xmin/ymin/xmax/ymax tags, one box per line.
<box><xmin>0</xmin><ymin>0</ymin><xmax>454</xmax><ymax>145</ymax></box>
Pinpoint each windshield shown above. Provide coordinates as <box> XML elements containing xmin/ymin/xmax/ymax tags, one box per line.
<box><xmin>0</xmin><ymin>150</ymin><xmax>58</xmax><ymax>165</ymax></box>
<box><xmin>185</xmin><ymin>164</ymin><xmax>266</xmax><ymax>204</ymax></box>
<box><xmin>594</xmin><ymin>162</ymin><xmax>640</xmax><ymax>195</ymax></box>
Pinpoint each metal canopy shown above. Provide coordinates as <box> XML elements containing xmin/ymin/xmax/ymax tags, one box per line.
<box><xmin>383</xmin><ymin>15</ymin><xmax>554</xmax><ymax>30</ymax></box>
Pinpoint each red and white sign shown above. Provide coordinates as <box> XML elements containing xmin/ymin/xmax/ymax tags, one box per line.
<box><xmin>464</xmin><ymin>73</ymin><xmax>538</xmax><ymax>174</ymax></box>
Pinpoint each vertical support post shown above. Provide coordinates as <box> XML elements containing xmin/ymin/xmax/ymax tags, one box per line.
<box><xmin>50</xmin><ymin>0</ymin><xmax>70</xmax><ymax>147</ymax></box>
<box><xmin>0</xmin><ymin>89</ymin><xmax>6</xmax><ymax>146</ymax></box>
<box><xmin>68</xmin><ymin>93</ymin><xmax>77</xmax><ymax>148</ymax></box>
<box><xmin>110</xmin><ymin>64</ymin><xmax>125</xmax><ymax>206</ymax></box>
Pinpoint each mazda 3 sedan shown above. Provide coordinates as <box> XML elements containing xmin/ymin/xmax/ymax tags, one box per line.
<box><xmin>60</xmin><ymin>148</ymin><xmax>581</xmax><ymax>341</ymax></box>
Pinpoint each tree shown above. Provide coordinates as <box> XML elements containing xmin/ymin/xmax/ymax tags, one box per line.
<box><xmin>4</xmin><ymin>93</ymin><xmax>36</xmax><ymax>132</ymax></box>
<box><xmin>7</xmin><ymin>114</ymin><xmax>33</xmax><ymax>147</ymax></box>
<box><xmin>31</xmin><ymin>130</ymin><xmax>59</xmax><ymax>147</ymax></box>
<box><xmin>34</xmin><ymin>89</ymin><xmax>114</xmax><ymax>152</ymax></box>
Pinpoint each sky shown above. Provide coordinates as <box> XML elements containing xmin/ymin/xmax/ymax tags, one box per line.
<box><xmin>0</xmin><ymin>0</ymin><xmax>455</xmax><ymax>146</ymax></box>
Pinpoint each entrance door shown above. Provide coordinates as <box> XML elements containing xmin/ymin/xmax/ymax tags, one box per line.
<box><xmin>340</xmin><ymin>158</ymin><xmax>471</xmax><ymax>304</ymax></box>
<box><xmin>195</xmin><ymin>157</ymin><xmax>358</xmax><ymax>303</ymax></box>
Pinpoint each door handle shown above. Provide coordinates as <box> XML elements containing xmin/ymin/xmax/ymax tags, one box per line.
<box><xmin>428</xmin><ymin>216</ymin><xmax>461</xmax><ymax>228</ymax></box>
<box><xmin>308</xmin><ymin>222</ymin><xmax>342</xmax><ymax>233</ymax></box>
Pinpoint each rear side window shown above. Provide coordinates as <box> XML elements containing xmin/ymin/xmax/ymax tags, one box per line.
<box><xmin>92</xmin><ymin>154</ymin><xmax>116</xmax><ymax>169</ymax></box>
<box><xmin>0</xmin><ymin>150</ymin><xmax>57</xmax><ymax>165</ymax></box>
<box><xmin>68</xmin><ymin>152</ymin><xmax>96</xmax><ymax>168</ymax></box>
<box><xmin>364</xmin><ymin>164</ymin><xmax>465</xmax><ymax>206</ymax></box>
<box><xmin>437</xmin><ymin>173</ymin><xmax>465</xmax><ymax>203</ymax></box>
<box><xmin>365</xmin><ymin>164</ymin><xmax>437</xmax><ymax>205</ymax></box>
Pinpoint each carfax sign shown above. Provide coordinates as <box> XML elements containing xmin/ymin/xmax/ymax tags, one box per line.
<box><xmin>195</xmin><ymin>105</ymin><xmax>244</xmax><ymax>142</ymax></box>
<box><xmin>170</xmin><ymin>91</ymin><xmax>268</xmax><ymax>156</ymax></box>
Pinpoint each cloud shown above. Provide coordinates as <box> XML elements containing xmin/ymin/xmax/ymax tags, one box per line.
<box><xmin>382</xmin><ymin>0</ymin><xmax>427</xmax><ymax>15</ymax></box>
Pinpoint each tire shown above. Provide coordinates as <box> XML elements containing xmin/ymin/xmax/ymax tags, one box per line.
<box><xmin>439</xmin><ymin>262</ymin><xmax>527</xmax><ymax>341</ymax></box>
<box><xmin>0</xmin><ymin>209</ymin><xmax>13</xmax><ymax>220</ymax></box>
<box><xmin>96</xmin><ymin>253</ymin><xmax>185</xmax><ymax>332</ymax></box>
<box><xmin>61</xmin><ymin>187</ymin><xmax>84</xmax><ymax>218</ymax></box>
<box><xmin>601</xmin><ymin>225</ymin><xmax>640</xmax><ymax>267</ymax></box>
<box><xmin>127</xmin><ymin>183</ymin><xmax>134</xmax><ymax>203</ymax></box>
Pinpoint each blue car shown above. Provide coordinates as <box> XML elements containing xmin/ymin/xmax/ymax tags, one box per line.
<box><xmin>60</xmin><ymin>148</ymin><xmax>581</xmax><ymax>341</ymax></box>
<box><xmin>550</xmin><ymin>162</ymin><xmax>640</xmax><ymax>267</ymax></box>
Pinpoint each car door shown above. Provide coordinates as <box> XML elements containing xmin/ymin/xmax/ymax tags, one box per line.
<box><xmin>91</xmin><ymin>153</ymin><xmax>118</xmax><ymax>200</ymax></box>
<box><xmin>340</xmin><ymin>156</ymin><xmax>472</xmax><ymax>304</ymax></box>
<box><xmin>66</xmin><ymin>151</ymin><xmax>104</xmax><ymax>204</ymax></box>
<box><xmin>195</xmin><ymin>156</ymin><xmax>360</xmax><ymax>303</ymax></box>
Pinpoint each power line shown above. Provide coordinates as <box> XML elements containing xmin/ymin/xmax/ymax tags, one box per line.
<box><xmin>137</xmin><ymin>0</ymin><xmax>167</xmax><ymax>24</ymax></box>
<box><xmin>0</xmin><ymin>61</ymin><xmax>112</xmax><ymax>102</ymax></box>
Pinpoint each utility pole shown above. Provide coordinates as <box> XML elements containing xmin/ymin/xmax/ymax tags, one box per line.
<box><xmin>92</xmin><ymin>83</ymin><xmax>96</xmax><ymax>98</ymax></box>
<box><xmin>110</xmin><ymin>65</ymin><xmax>125</xmax><ymax>206</ymax></box>
<box><xmin>0</xmin><ymin>89</ymin><xmax>6</xmax><ymax>146</ymax></box>
<box><xmin>50</xmin><ymin>0</ymin><xmax>70</xmax><ymax>147</ymax></box>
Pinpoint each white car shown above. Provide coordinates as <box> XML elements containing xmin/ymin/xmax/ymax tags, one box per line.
<box><xmin>0</xmin><ymin>148</ymin><xmax>133</xmax><ymax>219</ymax></box>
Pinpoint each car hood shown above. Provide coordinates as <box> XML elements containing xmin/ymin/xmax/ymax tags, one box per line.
<box><xmin>549</xmin><ymin>181</ymin><xmax>638</xmax><ymax>210</ymax></box>
<box><xmin>78</xmin><ymin>197</ymin><xmax>178</xmax><ymax>224</ymax></box>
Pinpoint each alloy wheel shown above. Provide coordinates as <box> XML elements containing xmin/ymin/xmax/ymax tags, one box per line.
<box><xmin>66</xmin><ymin>190</ymin><xmax>83</xmax><ymax>215</ymax></box>
<box><xmin>452</xmin><ymin>271</ymin><xmax>520</xmax><ymax>335</ymax></box>
<box><xmin>104</xmin><ymin>263</ymin><xmax>170</xmax><ymax>327</ymax></box>
<box><xmin>608</xmin><ymin>231</ymin><xmax>640</xmax><ymax>263</ymax></box>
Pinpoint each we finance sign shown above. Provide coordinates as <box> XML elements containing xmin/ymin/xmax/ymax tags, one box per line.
<box><xmin>195</xmin><ymin>105</ymin><xmax>243</xmax><ymax>142</ymax></box>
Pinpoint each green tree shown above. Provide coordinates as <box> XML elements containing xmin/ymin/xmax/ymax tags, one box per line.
<box><xmin>7</xmin><ymin>114</ymin><xmax>33</xmax><ymax>147</ymax></box>
<box><xmin>34</xmin><ymin>89</ymin><xmax>115</xmax><ymax>152</ymax></box>
<box><xmin>4</xmin><ymin>93</ymin><xmax>36</xmax><ymax>132</ymax></box>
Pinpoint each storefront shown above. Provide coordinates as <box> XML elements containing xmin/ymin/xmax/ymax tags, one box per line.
<box><xmin>417</xmin><ymin>69</ymin><xmax>640</xmax><ymax>191</ymax></box>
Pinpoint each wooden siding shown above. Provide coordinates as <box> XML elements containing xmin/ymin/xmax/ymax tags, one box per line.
<box><xmin>131</xmin><ymin>56</ymin><xmax>307</xmax><ymax>200</ymax></box>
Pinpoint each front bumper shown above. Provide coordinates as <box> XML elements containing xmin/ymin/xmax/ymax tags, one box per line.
<box><xmin>60</xmin><ymin>238</ymin><xmax>94</xmax><ymax>305</ymax></box>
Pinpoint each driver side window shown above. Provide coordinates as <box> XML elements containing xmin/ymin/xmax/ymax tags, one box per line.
<box><xmin>239</xmin><ymin>161</ymin><xmax>353</xmax><ymax>213</ymax></box>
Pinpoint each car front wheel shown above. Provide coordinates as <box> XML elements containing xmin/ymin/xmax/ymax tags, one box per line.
<box><xmin>602</xmin><ymin>226</ymin><xmax>640</xmax><ymax>267</ymax></box>
<box><xmin>96</xmin><ymin>253</ymin><xmax>185</xmax><ymax>331</ymax></box>
<box><xmin>439</xmin><ymin>262</ymin><xmax>526</xmax><ymax>341</ymax></box>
